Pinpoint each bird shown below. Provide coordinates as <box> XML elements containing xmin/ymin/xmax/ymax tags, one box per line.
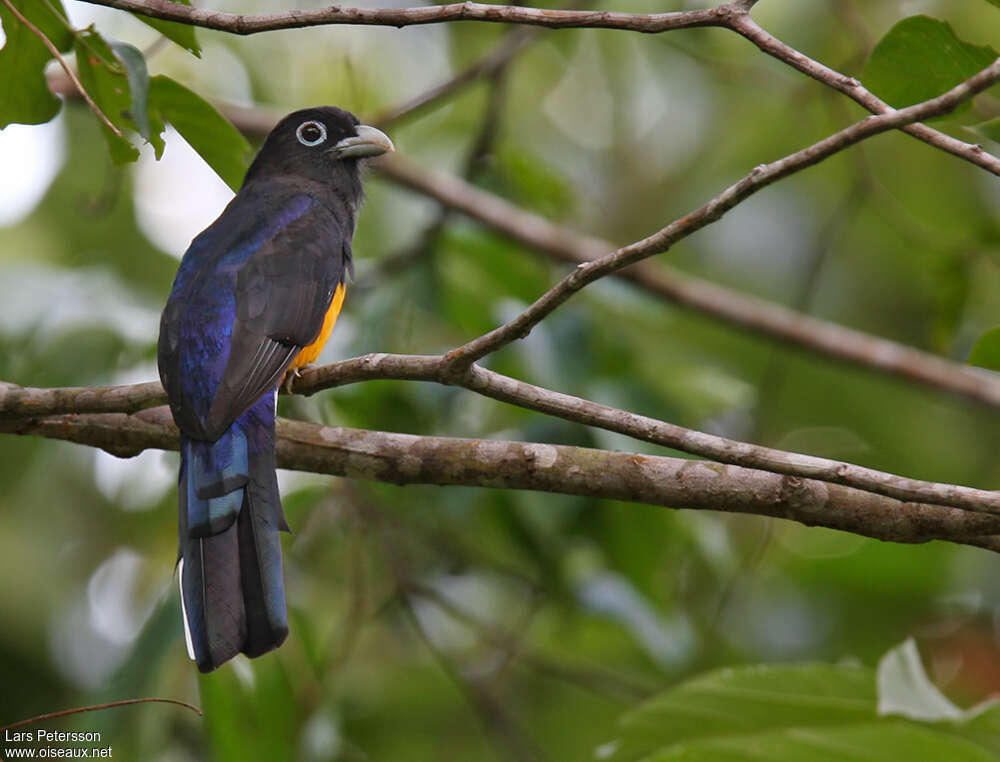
<box><xmin>157</xmin><ymin>106</ymin><xmax>393</xmax><ymax>672</ymax></box>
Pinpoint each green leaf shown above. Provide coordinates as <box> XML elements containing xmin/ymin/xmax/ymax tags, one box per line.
<box><xmin>952</xmin><ymin>703</ymin><xmax>1000</xmax><ymax>755</ymax></box>
<box><xmin>0</xmin><ymin>0</ymin><xmax>73</xmax><ymax>127</ymax></box>
<box><xmin>108</xmin><ymin>40</ymin><xmax>165</xmax><ymax>158</ymax></box>
<box><xmin>986</xmin><ymin>0</ymin><xmax>1000</xmax><ymax>8</ymax></box>
<box><xmin>636</xmin><ymin>722</ymin><xmax>999</xmax><ymax>762</ymax></box>
<box><xmin>74</xmin><ymin>29</ymin><xmax>140</xmax><ymax>163</ymax></box>
<box><xmin>131</xmin><ymin>0</ymin><xmax>200</xmax><ymax>57</ymax></box>
<box><xmin>606</xmin><ymin>650</ymin><xmax>1000</xmax><ymax>762</ymax></box>
<box><xmin>607</xmin><ymin>663</ymin><xmax>877</xmax><ymax>761</ymax></box>
<box><xmin>863</xmin><ymin>16</ymin><xmax>997</xmax><ymax>113</ymax></box>
<box><xmin>148</xmin><ymin>75</ymin><xmax>253</xmax><ymax>191</ymax></box>
<box><xmin>967</xmin><ymin>326</ymin><xmax>1000</xmax><ymax>371</ymax></box>
<box><xmin>109</xmin><ymin>42</ymin><xmax>150</xmax><ymax>137</ymax></box>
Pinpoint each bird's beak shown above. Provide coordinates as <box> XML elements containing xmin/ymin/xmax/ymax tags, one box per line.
<box><xmin>329</xmin><ymin>125</ymin><xmax>395</xmax><ymax>159</ymax></box>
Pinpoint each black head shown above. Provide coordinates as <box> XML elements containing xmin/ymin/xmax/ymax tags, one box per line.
<box><xmin>243</xmin><ymin>106</ymin><xmax>393</xmax><ymax>189</ymax></box>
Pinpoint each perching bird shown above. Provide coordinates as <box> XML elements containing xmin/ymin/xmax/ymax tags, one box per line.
<box><xmin>157</xmin><ymin>106</ymin><xmax>393</xmax><ymax>672</ymax></box>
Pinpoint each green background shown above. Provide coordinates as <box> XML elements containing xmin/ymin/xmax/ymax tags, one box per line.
<box><xmin>4</xmin><ymin>0</ymin><xmax>1000</xmax><ymax>759</ymax></box>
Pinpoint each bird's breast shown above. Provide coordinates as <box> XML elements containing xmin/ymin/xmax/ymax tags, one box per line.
<box><xmin>291</xmin><ymin>282</ymin><xmax>347</xmax><ymax>368</ymax></box>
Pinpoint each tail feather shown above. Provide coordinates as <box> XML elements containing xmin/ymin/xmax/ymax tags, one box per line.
<box><xmin>239</xmin><ymin>474</ymin><xmax>289</xmax><ymax>657</ymax></box>
<box><xmin>178</xmin><ymin>401</ymin><xmax>289</xmax><ymax>673</ymax></box>
<box><xmin>186</xmin><ymin>429</ymin><xmax>249</xmax><ymax>537</ymax></box>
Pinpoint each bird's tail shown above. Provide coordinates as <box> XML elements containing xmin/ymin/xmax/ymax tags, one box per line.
<box><xmin>177</xmin><ymin>400</ymin><xmax>289</xmax><ymax>672</ymax></box>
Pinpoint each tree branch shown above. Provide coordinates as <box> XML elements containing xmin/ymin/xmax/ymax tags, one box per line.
<box><xmin>25</xmin><ymin>61</ymin><xmax>1000</xmax><ymax>524</ymax></box>
<box><xmin>0</xmin><ymin>379</ymin><xmax>165</xmax><ymax>420</ymax></box>
<box><xmin>379</xmin><ymin>154</ymin><xmax>1000</xmax><ymax>407</ymax></box>
<box><xmin>436</xmin><ymin>59</ymin><xmax>1000</xmax><ymax>375</ymax></box>
<box><xmin>78</xmin><ymin>0</ymin><xmax>724</xmax><ymax>35</ymax></box>
<box><xmin>215</xmin><ymin>76</ymin><xmax>1000</xmax><ymax>406</ymax></box>
<box><xmin>28</xmin><ymin>20</ymin><xmax>1000</xmax><ymax>544</ymax></box>
<box><xmin>728</xmin><ymin>14</ymin><xmax>1000</xmax><ymax>178</ymax></box>
<box><xmin>290</xmin><ymin>355</ymin><xmax>1000</xmax><ymax>517</ymax></box>
<box><xmin>72</xmin><ymin>0</ymin><xmax>1000</xmax><ymax>179</ymax></box>
<box><xmin>3</xmin><ymin>405</ymin><xmax>1000</xmax><ymax>548</ymax></box>
<box><xmin>6</xmin><ymin>365</ymin><xmax>1000</xmax><ymax>518</ymax></box>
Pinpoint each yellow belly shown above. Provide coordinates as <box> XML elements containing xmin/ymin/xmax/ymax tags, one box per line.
<box><xmin>291</xmin><ymin>282</ymin><xmax>346</xmax><ymax>368</ymax></box>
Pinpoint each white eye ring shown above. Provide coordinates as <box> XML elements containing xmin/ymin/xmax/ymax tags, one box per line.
<box><xmin>296</xmin><ymin>120</ymin><xmax>327</xmax><ymax>147</ymax></box>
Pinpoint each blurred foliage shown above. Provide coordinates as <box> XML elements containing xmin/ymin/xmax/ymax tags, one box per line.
<box><xmin>4</xmin><ymin>0</ymin><xmax>1000</xmax><ymax>760</ymax></box>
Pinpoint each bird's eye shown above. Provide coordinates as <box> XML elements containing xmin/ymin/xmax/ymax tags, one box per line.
<box><xmin>296</xmin><ymin>121</ymin><xmax>327</xmax><ymax>146</ymax></box>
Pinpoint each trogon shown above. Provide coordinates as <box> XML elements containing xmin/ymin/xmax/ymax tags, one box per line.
<box><xmin>157</xmin><ymin>106</ymin><xmax>393</xmax><ymax>672</ymax></box>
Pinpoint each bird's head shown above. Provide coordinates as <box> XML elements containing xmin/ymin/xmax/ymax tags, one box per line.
<box><xmin>243</xmin><ymin>106</ymin><xmax>394</xmax><ymax>189</ymax></box>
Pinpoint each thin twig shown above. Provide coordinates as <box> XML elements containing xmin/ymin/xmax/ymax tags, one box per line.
<box><xmin>363</xmin><ymin>488</ymin><xmax>543</xmax><ymax>762</ymax></box>
<box><xmin>749</xmin><ymin>174</ymin><xmax>869</xmax><ymax>438</ymax></box>
<box><xmin>408</xmin><ymin>581</ymin><xmax>655</xmax><ymax>701</ymax></box>
<box><xmin>0</xmin><ymin>697</ymin><xmax>202</xmax><ymax>732</ymax></box>
<box><xmin>378</xmin><ymin>154</ymin><xmax>1000</xmax><ymax>406</ymax></box>
<box><xmin>437</xmin><ymin>59</ymin><xmax>1000</xmax><ymax>376</ymax></box>
<box><xmin>357</xmin><ymin>58</ymin><xmax>512</xmax><ymax>291</ymax></box>
<box><xmin>2</xmin><ymin>0</ymin><xmax>123</xmax><ymax>137</ymax></box>
<box><xmin>727</xmin><ymin>14</ymin><xmax>1000</xmax><ymax>178</ymax></box>
<box><xmin>397</xmin><ymin>593</ymin><xmax>543</xmax><ymax>762</ymax></box>
<box><xmin>372</xmin><ymin>26</ymin><xmax>535</xmax><ymax>127</ymax></box>
<box><xmin>316</xmin><ymin>505</ymin><xmax>370</xmax><ymax>678</ymax></box>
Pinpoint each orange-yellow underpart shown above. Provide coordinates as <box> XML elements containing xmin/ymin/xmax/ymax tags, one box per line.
<box><xmin>292</xmin><ymin>282</ymin><xmax>346</xmax><ymax>368</ymax></box>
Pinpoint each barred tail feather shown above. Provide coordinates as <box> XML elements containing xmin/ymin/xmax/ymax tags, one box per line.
<box><xmin>178</xmin><ymin>403</ymin><xmax>289</xmax><ymax>672</ymax></box>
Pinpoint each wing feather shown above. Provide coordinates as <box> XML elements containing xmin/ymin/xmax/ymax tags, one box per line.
<box><xmin>159</xmin><ymin>189</ymin><xmax>353</xmax><ymax>441</ymax></box>
<box><xmin>206</xmin><ymin>208</ymin><xmax>351</xmax><ymax>435</ymax></box>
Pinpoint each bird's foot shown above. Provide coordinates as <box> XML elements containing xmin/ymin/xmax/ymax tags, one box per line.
<box><xmin>282</xmin><ymin>365</ymin><xmax>309</xmax><ymax>395</ymax></box>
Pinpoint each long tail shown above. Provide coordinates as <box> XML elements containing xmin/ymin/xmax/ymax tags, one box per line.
<box><xmin>177</xmin><ymin>398</ymin><xmax>289</xmax><ymax>672</ymax></box>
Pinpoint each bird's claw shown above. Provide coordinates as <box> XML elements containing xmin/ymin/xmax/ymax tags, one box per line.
<box><xmin>282</xmin><ymin>365</ymin><xmax>308</xmax><ymax>395</ymax></box>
